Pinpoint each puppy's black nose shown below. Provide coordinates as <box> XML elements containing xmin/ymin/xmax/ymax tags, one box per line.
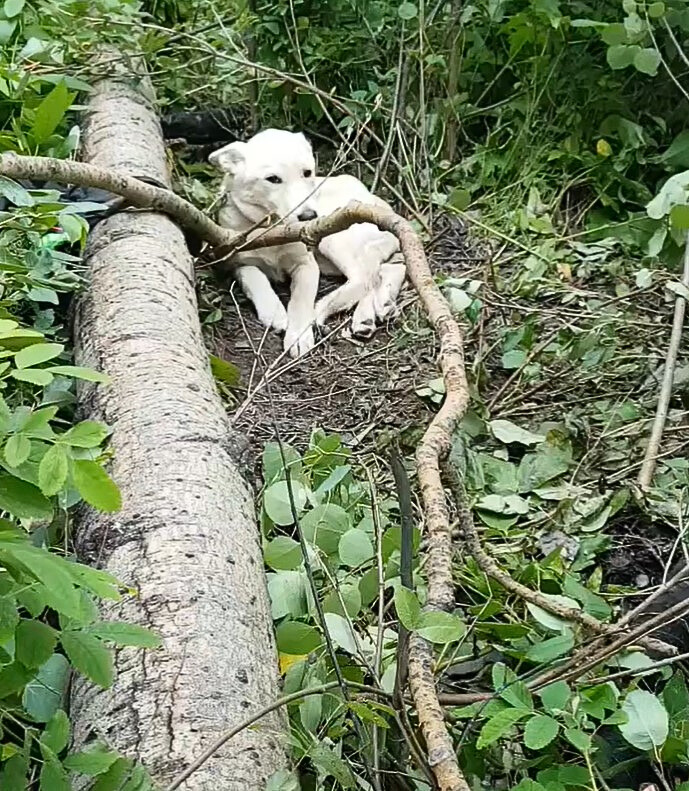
<box><xmin>297</xmin><ymin>208</ymin><xmax>318</xmax><ymax>222</ymax></box>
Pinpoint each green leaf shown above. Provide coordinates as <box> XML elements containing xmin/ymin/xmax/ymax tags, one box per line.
<box><xmin>263</xmin><ymin>480</ymin><xmax>307</xmax><ymax>526</ymax></box>
<box><xmin>525</xmin><ymin>632</ymin><xmax>574</xmax><ymax>663</ymax></box>
<box><xmin>397</xmin><ymin>2</ymin><xmax>417</xmax><ymax>20</ymax></box>
<box><xmin>565</xmin><ymin>727</ymin><xmax>592</xmax><ymax>753</ymax></box>
<box><xmin>0</xmin><ymin>19</ymin><xmax>16</xmax><ymax>43</ymax></box>
<box><xmin>209</xmin><ymin>354</ymin><xmax>240</xmax><ymax>386</ymax></box>
<box><xmin>0</xmin><ymin>176</ymin><xmax>33</xmax><ymax>206</ymax></box>
<box><xmin>275</xmin><ymin>620</ymin><xmax>322</xmax><ymax>654</ymax></box>
<box><xmin>309</xmin><ymin>742</ymin><xmax>356</xmax><ymax>788</ymax></box>
<box><xmin>0</xmin><ymin>596</ymin><xmax>18</xmax><ymax>643</ymax></box>
<box><xmin>394</xmin><ymin>586</ymin><xmax>421</xmax><ymax>630</ymax></box>
<box><xmin>11</xmin><ymin>368</ymin><xmax>54</xmax><ymax>386</ymax></box>
<box><xmin>619</xmin><ymin>689</ymin><xmax>669</xmax><ymax>750</ymax></box>
<box><xmin>32</xmin><ymin>81</ymin><xmax>74</xmax><ymax>144</ymax></box>
<box><xmin>262</xmin><ymin>441</ymin><xmax>301</xmax><ymax>484</ymax></box>
<box><xmin>490</xmin><ymin>419</ymin><xmax>545</xmax><ymax>446</ymax></box>
<box><xmin>493</xmin><ymin>663</ymin><xmax>533</xmax><ymax>710</ymax></box>
<box><xmin>649</xmin><ymin>1</ymin><xmax>665</xmax><ymax>16</ymax></box>
<box><xmin>607</xmin><ymin>44</ymin><xmax>638</xmax><ymax>70</ymax></box>
<box><xmin>22</xmin><ymin>653</ymin><xmax>70</xmax><ymax>722</ymax></box>
<box><xmin>63</xmin><ymin>746</ymin><xmax>120</xmax><ymax>776</ymax></box>
<box><xmin>300</xmin><ymin>503</ymin><xmax>350</xmax><ymax>553</ymax></box>
<box><xmin>633</xmin><ymin>47</ymin><xmax>661</xmax><ymax>76</ymax></box>
<box><xmin>524</xmin><ymin>714</ymin><xmax>560</xmax><ymax>749</ymax></box>
<box><xmin>7</xmin><ymin>547</ymin><xmax>79</xmax><ymax>616</ymax></box>
<box><xmin>323</xmin><ymin>612</ymin><xmax>359</xmax><ymax>654</ymax></box>
<box><xmin>323</xmin><ymin>582</ymin><xmax>361</xmax><ymax>618</ymax></box>
<box><xmin>476</xmin><ymin>707</ymin><xmax>531</xmax><ymax>749</ymax></box>
<box><xmin>62</xmin><ymin>421</ymin><xmax>109</xmax><ymax>448</ymax></box>
<box><xmin>41</xmin><ymin>709</ymin><xmax>70</xmax><ymax>754</ymax></box>
<box><xmin>338</xmin><ymin>528</ymin><xmax>374</xmax><ymax>567</ymax></box>
<box><xmin>14</xmin><ymin>343</ymin><xmax>63</xmax><ymax>369</ymax></box>
<box><xmin>15</xmin><ymin>619</ymin><xmax>57</xmax><ymax>668</ymax></box>
<box><xmin>39</xmin><ymin>444</ymin><xmax>69</xmax><ymax>496</ymax></box>
<box><xmin>526</xmin><ymin>594</ymin><xmax>580</xmax><ymax>631</ymax></box>
<box><xmin>268</xmin><ymin>571</ymin><xmax>308</xmax><ymax>620</ymax></box>
<box><xmin>663</xmin><ymin>672</ymin><xmax>689</xmax><ymax>722</ymax></box>
<box><xmin>5</xmin><ymin>434</ymin><xmax>30</xmax><ymax>468</ymax></box>
<box><xmin>61</xmin><ymin>630</ymin><xmax>114</xmax><ymax>688</ymax></box>
<box><xmin>87</xmin><ymin>621</ymin><xmax>162</xmax><ymax>648</ymax></box>
<box><xmin>0</xmin><ymin>474</ymin><xmax>52</xmax><ymax>519</ymax></box>
<box><xmin>73</xmin><ymin>460</ymin><xmax>121</xmax><ymax>512</ymax></box>
<box><xmin>265</xmin><ymin>769</ymin><xmax>300</xmax><ymax>791</ymax></box>
<box><xmin>539</xmin><ymin>681</ymin><xmax>571</xmax><ymax>713</ymax></box>
<box><xmin>46</xmin><ymin>365</ymin><xmax>110</xmax><ymax>383</ymax></box>
<box><xmin>39</xmin><ymin>754</ymin><xmax>70</xmax><ymax>791</ymax></box>
<box><xmin>416</xmin><ymin>611</ymin><xmax>465</xmax><ymax>644</ymax></box>
<box><xmin>447</xmin><ymin>187</ymin><xmax>471</xmax><ymax>211</ymax></box>
<box><xmin>670</xmin><ymin>204</ymin><xmax>689</xmax><ymax>230</ymax></box>
<box><xmin>264</xmin><ymin>536</ymin><xmax>302</xmax><ymax>570</ymax></box>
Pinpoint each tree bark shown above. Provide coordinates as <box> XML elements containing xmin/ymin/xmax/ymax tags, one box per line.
<box><xmin>68</xmin><ymin>54</ymin><xmax>287</xmax><ymax>789</ymax></box>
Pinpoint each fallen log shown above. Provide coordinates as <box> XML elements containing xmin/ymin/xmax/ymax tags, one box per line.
<box><xmin>66</xmin><ymin>53</ymin><xmax>288</xmax><ymax>789</ymax></box>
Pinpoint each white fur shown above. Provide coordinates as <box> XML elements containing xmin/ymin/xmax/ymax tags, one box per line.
<box><xmin>209</xmin><ymin>129</ymin><xmax>405</xmax><ymax>358</ymax></box>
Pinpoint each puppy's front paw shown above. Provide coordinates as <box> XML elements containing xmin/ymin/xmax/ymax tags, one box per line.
<box><xmin>284</xmin><ymin>323</ymin><xmax>315</xmax><ymax>358</ymax></box>
<box><xmin>257</xmin><ymin>303</ymin><xmax>288</xmax><ymax>333</ymax></box>
<box><xmin>314</xmin><ymin>298</ymin><xmax>331</xmax><ymax>329</ymax></box>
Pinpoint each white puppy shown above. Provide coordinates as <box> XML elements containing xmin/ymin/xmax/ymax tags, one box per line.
<box><xmin>209</xmin><ymin>129</ymin><xmax>406</xmax><ymax>358</ymax></box>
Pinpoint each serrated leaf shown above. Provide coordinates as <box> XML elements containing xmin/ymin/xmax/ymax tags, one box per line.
<box><xmin>38</xmin><ymin>444</ymin><xmax>69</xmax><ymax>496</ymax></box>
<box><xmin>73</xmin><ymin>460</ymin><xmax>121</xmax><ymax>512</ymax></box>
<box><xmin>0</xmin><ymin>474</ymin><xmax>52</xmax><ymax>519</ymax></box>
<box><xmin>493</xmin><ymin>663</ymin><xmax>533</xmax><ymax>709</ymax></box>
<box><xmin>14</xmin><ymin>343</ymin><xmax>63</xmax><ymax>369</ymax></box>
<box><xmin>338</xmin><ymin>528</ymin><xmax>374</xmax><ymax>567</ymax></box>
<box><xmin>41</xmin><ymin>709</ymin><xmax>70</xmax><ymax>754</ymax></box>
<box><xmin>39</xmin><ymin>753</ymin><xmax>70</xmax><ymax>791</ymax></box>
<box><xmin>539</xmin><ymin>681</ymin><xmax>571</xmax><ymax>713</ymax></box>
<box><xmin>565</xmin><ymin>727</ymin><xmax>592</xmax><ymax>753</ymax></box>
<box><xmin>416</xmin><ymin>611</ymin><xmax>465</xmax><ymax>644</ymax></box>
<box><xmin>265</xmin><ymin>536</ymin><xmax>302</xmax><ymax>570</ymax></box>
<box><xmin>11</xmin><ymin>368</ymin><xmax>53</xmax><ymax>386</ymax></box>
<box><xmin>394</xmin><ymin>586</ymin><xmax>421</xmax><ymax>629</ymax></box>
<box><xmin>7</xmin><ymin>547</ymin><xmax>79</xmax><ymax>616</ymax></box>
<box><xmin>263</xmin><ymin>480</ymin><xmax>307</xmax><ymax>526</ymax></box>
<box><xmin>62</xmin><ymin>421</ymin><xmax>109</xmax><ymax>448</ymax></box>
<box><xmin>4</xmin><ymin>433</ymin><xmax>30</xmax><ymax>469</ymax></box>
<box><xmin>275</xmin><ymin>620</ymin><xmax>322</xmax><ymax>654</ymax></box>
<box><xmin>490</xmin><ymin>419</ymin><xmax>545</xmax><ymax>446</ymax></box>
<box><xmin>15</xmin><ymin>619</ymin><xmax>57</xmax><ymax>668</ymax></box>
<box><xmin>87</xmin><ymin>621</ymin><xmax>162</xmax><ymax>648</ymax></box>
<box><xmin>476</xmin><ymin>707</ymin><xmax>531</xmax><ymax>749</ymax></box>
<box><xmin>619</xmin><ymin>689</ymin><xmax>668</xmax><ymax>750</ymax></box>
<box><xmin>22</xmin><ymin>653</ymin><xmax>70</xmax><ymax>722</ymax></box>
<box><xmin>46</xmin><ymin>365</ymin><xmax>110</xmax><ymax>383</ymax></box>
<box><xmin>61</xmin><ymin>630</ymin><xmax>113</xmax><ymax>687</ymax></box>
<box><xmin>63</xmin><ymin>746</ymin><xmax>120</xmax><ymax>776</ymax></box>
<box><xmin>524</xmin><ymin>714</ymin><xmax>560</xmax><ymax>749</ymax></box>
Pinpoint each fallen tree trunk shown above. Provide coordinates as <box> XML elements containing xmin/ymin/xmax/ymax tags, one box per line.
<box><xmin>68</xmin><ymin>55</ymin><xmax>287</xmax><ymax>788</ymax></box>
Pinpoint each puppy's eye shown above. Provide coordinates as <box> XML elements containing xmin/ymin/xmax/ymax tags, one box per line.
<box><xmin>265</xmin><ymin>175</ymin><xmax>282</xmax><ymax>184</ymax></box>
<box><xmin>303</xmin><ymin>169</ymin><xmax>313</xmax><ymax>178</ymax></box>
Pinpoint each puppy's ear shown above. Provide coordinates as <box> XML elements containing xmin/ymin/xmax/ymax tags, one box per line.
<box><xmin>209</xmin><ymin>141</ymin><xmax>247</xmax><ymax>174</ymax></box>
<box><xmin>293</xmin><ymin>131</ymin><xmax>314</xmax><ymax>153</ymax></box>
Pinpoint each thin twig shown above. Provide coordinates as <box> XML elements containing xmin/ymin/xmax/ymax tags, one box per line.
<box><xmin>638</xmin><ymin>234</ymin><xmax>689</xmax><ymax>489</ymax></box>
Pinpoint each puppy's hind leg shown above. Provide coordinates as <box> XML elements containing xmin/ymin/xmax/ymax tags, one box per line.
<box><xmin>236</xmin><ymin>265</ymin><xmax>288</xmax><ymax>332</ymax></box>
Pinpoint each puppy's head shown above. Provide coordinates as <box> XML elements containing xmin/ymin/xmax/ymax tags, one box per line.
<box><xmin>209</xmin><ymin>129</ymin><xmax>318</xmax><ymax>223</ymax></box>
